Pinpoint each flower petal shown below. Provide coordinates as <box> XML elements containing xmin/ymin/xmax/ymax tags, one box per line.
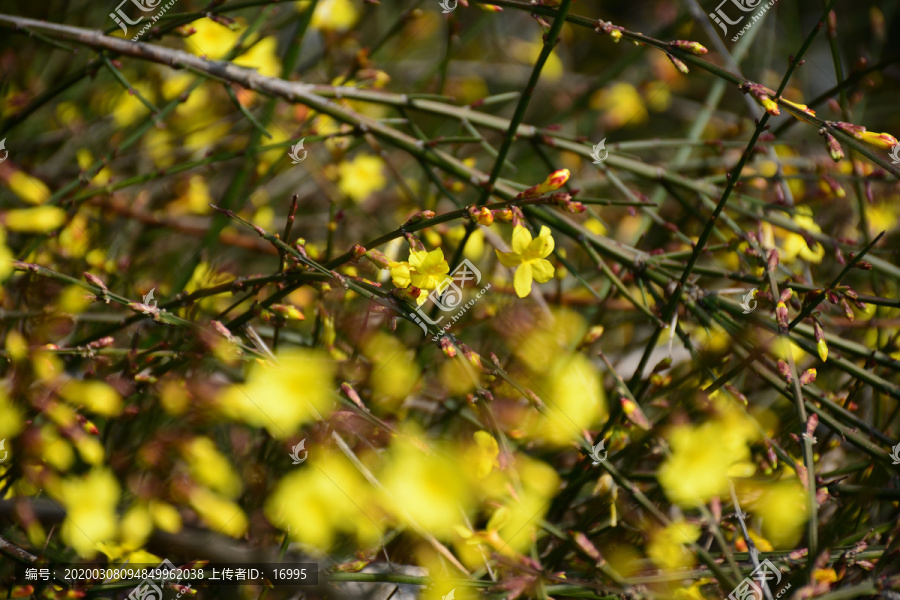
<box><xmin>510</xmin><ymin>225</ymin><xmax>533</xmax><ymax>255</ymax></box>
<box><xmin>390</xmin><ymin>263</ymin><xmax>411</xmax><ymax>288</ymax></box>
<box><xmin>495</xmin><ymin>249</ymin><xmax>523</xmax><ymax>268</ymax></box>
<box><xmin>513</xmin><ymin>263</ymin><xmax>534</xmax><ymax>298</ymax></box>
<box><xmin>530</xmin><ymin>258</ymin><xmax>555</xmax><ymax>283</ymax></box>
<box><xmin>531</xmin><ymin>226</ymin><xmax>555</xmax><ymax>258</ymax></box>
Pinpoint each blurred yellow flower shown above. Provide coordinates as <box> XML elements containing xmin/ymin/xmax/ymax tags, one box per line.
<box><xmin>495</xmin><ymin>225</ymin><xmax>556</xmax><ymax>298</ymax></box>
<box><xmin>7</xmin><ymin>171</ymin><xmax>51</xmax><ymax>204</ymax></box>
<box><xmin>111</xmin><ymin>82</ymin><xmax>155</xmax><ymax>127</ymax></box>
<box><xmin>149</xmin><ymin>500</ymin><xmax>182</xmax><ymax>533</ymax></box>
<box><xmin>510</xmin><ymin>39</ymin><xmax>563</xmax><ymax>81</ymax></box>
<box><xmin>4</xmin><ymin>206</ymin><xmax>66</xmax><ymax>233</ymax></box>
<box><xmin>752</xmin><ymin>480</ymin><xmax>808</xmax><ymax>548</ymax></box>
<box><xmin>304</xmin><ymin>0</ymin><xmax>359</xmax><ymax>32</ymax></box>
<box><xmin>364</xmin><ymin>333</ymin><xmax>420</xmax><ymax>404</ymax></box>
<box><xmin>0</xmin><ymin>228</ymin><xmax>12</xmax><ymax>281</ymax></box>
<box><xmin>266</xmin><ymin>450</ymin><xmax>383</xmax><ymax>549</ymax></box>
<box><xmin>337</xmin><ymin>154</ymin><xmax>387</xmax><ymax>202</ymax></box>
<box><xmin>61</xmin><ymin>380</ymin><xmax>122</xmax><ymax>417</ymax></box>
<box><xmin>590</xmin><ymin>82</ymin><xmax>648</xmax><ymax>129</ymax></box>
<box><xmin>467</xmin><ymin>431</ymin><xmax>500</xmax><ymax>478</ymax></box>
<box><xmin>234</xmin><ymin>36</ymin><xmax>282</xmax><ymax>77</ymax></box>
<box><xmin>648</xmin><ymin>519</ymin><xmax>700</xmax><ymax>570</ymax></box>
<box><xmin>218</xmin><ymin>348</ymin><xmax>336</xmax><ymax>439</ymax></box>
<box><xmin>188</xmin><ymin>487</ymin><xmax>247</xmax><ymax>538</ymax></box>
<box><xmin>658</xmin><ymin>415</ymin><xmax>757</xmax><ymax>507</ymax></box>
<box><xmin>186</xmin><ymin>18</ymin><xmax>241</xmax><ymax>59</ymax></box>
<box><xmin>765</xmin><ymin>207</ymin><xmax>825</xmax><ymax>264</ymax></box>
<box><xmin>58</xmin><ymin>469</ymin><xmax>120</xmax><ymax>557</ymax></box>
<box><xmin>182</xmin><ymin>437</ymin><xmax>243</xmax><ymax>498</ymax></box>
<box><xmin>527</xmin><ymin>352</ymin><xmax>607</xmax><ymax>446</ymax></box>
<box><xmin>381</xmin><ymin>437</ymin><xmax>476</xmax><ymax>537</ymax></box>
<box><xmin>0</xmin><ymin>388</ymin><xmax>24</xmax><ymax>440</ymax></box>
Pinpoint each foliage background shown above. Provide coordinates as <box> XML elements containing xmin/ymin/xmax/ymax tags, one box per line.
<box><xmin>1</xmin><ymin>0</ymin><xmax>900</xmax><ymax>598</ymax></box>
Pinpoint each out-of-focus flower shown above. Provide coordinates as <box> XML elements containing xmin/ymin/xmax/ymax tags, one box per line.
<box><xmin>364</xmin><ymin>333</ymin><xmax>420</xmax><ymax>405</ymax></box>
<box><xmin>188</xmin><ymin>487</ymin><xmax>247</xmax><ymax>538</ymax></box>
<box><xmin>60</xmin><ymin>380</ymin><xmax>122</xmax><ymax>417</ymax></box>
<box><xmin>303</xmin><ymin>0</ymin><xmax>359</xmax><ymax>32</ymax></box>
<box><xmin>495</xmin><ymin>226</ymin><xmax>555</xmax><ymax>298</ymax></box>
<box><xmin>0</xmin><ymin>388</ymin><xmax>24</xmax><ymax>440</ymax></box>
<box><xmin>217</xmin><ymin>348</ymin><xmax>336</xmax><ymax>439</ymax></box>
<box><xmin>56</xmin><ymin>469</ymin><xmax>120</xmax><ymax>557</ymax></box>
<box><xmin>760</xmin><ymin>207</ymin><xmax>824</xmax><ymax>264</ymax></box>
<box><xmin>182</xmin><ymin>437</ymin><xmax>243</xmax><ymax>498</ymax></box>
<box><xmin>336</xmin><ymin>154</ymin><xmax>387</xmax><ymax>203</ymax></box>
<box><xmin>381</xmin><ymin>435</ymin><xmax>476</xmax><ymax>537</ymax></box>
<box><xmin>658</xmin><ymin>413</ymin><xmax>758</xmax><ymax>507</ymax></box>
<box><xmin>6</xmin><ymin>171</ymin><xmax>51</xmax><ymax>205</ymax></box>
<box><xmin>589</xmin><ymin>82</ymin><xmax>648</xmax><ymax>128</ymax></box>
<box><xmin>3</xmin><ymin>206</ymin><xmax>66</xmax><ymax>232</ymax></box>
<box><xmin>509</xmin><ymin>39</ymin><xmax>563</xmax><ymax>81</ymax></box>
<box><xmin>233</xmin><ymin>36</ymin><xmax>281</xmax><ymax>77</ymax></box>
<box><xmin>467</xmin><ymin>431</ymin><xmax>500</xmax><ymax>478</ymax></box>
<box><xmin>750</xmin><ymin>479</ymin><xmax>809</xmax><ymax>548</ymax></box>
<box><xmin>648</xmin><ymin>519</ymin><xmax>700</xmax><ymax>570</ymax></box>
<box><xmin>266</xmin><ymin>450</ymin><xmax>383</xmax><ymax>549</ymax></box>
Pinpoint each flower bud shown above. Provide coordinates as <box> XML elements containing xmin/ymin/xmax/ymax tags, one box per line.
<box><xmin>820</xmin><ymin>130</ymin><xmax>844</xmax><ymax>162</ymax></box>
<box><xmin>670</xmin><ymin>40</ymin><xmax>708</xmax><ymax>55</ymax></box>
<box><xmin>859</xmin><ymin>130</ymin><xmax>898</xmax><ymax>149</ymax></box>
<box><xmin>467</xmin><ymin>205</ymin><xmax>494</xmax><ymax>226</ymax></box>
<box><xmin>516</xmin><ymin>169</ymin><xmax>570</xmax><ymax>199</ymax></box>
<box><xmin>364</xmin><ymin>249</ymin><xmax>393</xmax><ymax>269</ymax></box>
<box><xmin>666</xmin><ymin>53</ymin><xmax>689</xmax><ymax>74</ymax></box>
<box><xmin>270</xmin><ymin>303</ymin><xmax>305</xmax><ymax>321</ymax></box>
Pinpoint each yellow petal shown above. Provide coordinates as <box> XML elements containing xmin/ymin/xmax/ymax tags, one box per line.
<box><xmin>495</xmin><ymin>249</ymin><xmax>522</xmax><ymax>268</ymax></box>
<box><xmin>513</xmin><ymin>263</ymin><xmax>534</xmax><ymax>298</ymax></box>
<box><xmin>510</xmin><ymin>225</ymin><xmax>533</xmax><ymax>254</ymax></box>
<box><xmin>530</xmin><ymin>258</ymin><xmax>555</xmax><ymax>283</ymax></box>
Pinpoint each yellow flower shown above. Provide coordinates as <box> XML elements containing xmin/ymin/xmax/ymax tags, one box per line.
<box><xmin>57</xmin><ymin>469</ymin><xmax>120</xmax><ymax>557</ymax></box>
<box><xmin>0</xmin><ymin>228</ymin><xmax>13</xmax><ymax>281</ymax></box>
<box><xmin>510</xmin><ymin>39</ymin><xmax>563</xmax><ymax>81</ymax></box>
<box><xmin>265</xmin><ymin>450</ymin><xmax>382</xmax><ymax>549</ymax></box>
<box><xmin>336</xmin><ymin>154</ymin><xmax>387</xmax><ymax>202</ymax></box>
<box><xmin>304</xmin><ymin>0</ymin><xmax>359</xmax><ymax>32</ymax></box>
<box><xmin>188</xmin><ymin>487</ymin><xmax>247</xmax><ymax>538</ymax></box>
<box><xmin>658</xmin><ymin>415</ymin><xmax>757</xmax><ymax>507</ymax></box>
<box><xmin>648</xmin><ymin>519</ymin><xmax>700</xmax><ymax>570</ymax></box>
<box><xmin>4</xmin><ymin>206</ymin><xmax>66</xmax><ymax>233</ymax></box>
<box><xmin>495</xmin><ymin>225</ymin><xmax>555</xmax><ymax>298</ymax></box>
<box><xmin>7</xmin><ymin>171</ymin><xmax>51</xmax><ymax>204</ymax></box>
<box><xmin>234</xmin><ymin>36</ymin><xmax>281</xmax><ymax>77</ymax></box>
<box><xmin>0</xmin><ymin>388</ymin><xmax>24</xmax><ymax>440</ymax></box>
<box><xmin>467</xmin><ymin>431</ymin><xmax>500</xmax><ymax>478</ymax></box>
<box><xmin>217</xmin><ymin>348</ymin><xmax>335</xmax><ymax>439</ymax></box>
<box><xmin>589</xmin><ymin>82</ymin><xmax>648</xmax><ymax>129</ymax></box>
<box><xmin>390</xmin><ymin>248</ymin><xmax>451</xmax><ymax>303</ymax></box>
<box><xmin>381</xmin><ymin>434</ymin><xmax>476</xmax><ymax>538</ymax></box>
<box><xmin>751</xmin><ymin>480</ymin><xmax>808</xmax><ymax>548</ymax></box>
<box><xmin>524</xmin><ymin>352</ymin><xmax>607</xmax><ymax>446</ymax></box>
<box><xmin>182</xmin><ymin>437</ymin><xmax>243</xmax><ymax>498</ymax></box>
<box><xmin>186</xmin><ymin>18</ymin><xmax>241</xmax><ymax>59</ymax></box>
<box><xmin>60</xmin><ymin>380</ymin><xmax>122</xmax><ymax>417</ymax></box>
